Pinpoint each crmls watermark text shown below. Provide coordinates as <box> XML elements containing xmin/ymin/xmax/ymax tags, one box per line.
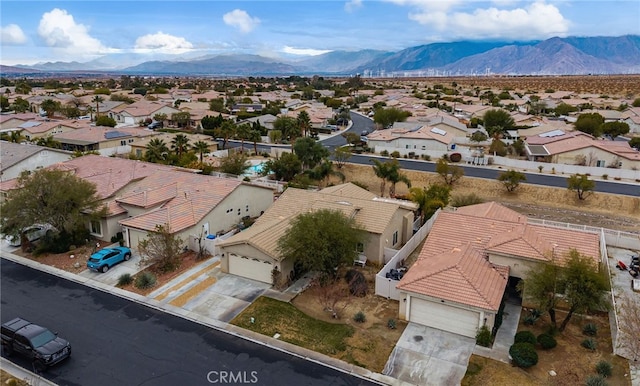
<box><xmin>206</xmin><ymin>370</ymin><xmax>259</xmax><ymax>384</ymax></box>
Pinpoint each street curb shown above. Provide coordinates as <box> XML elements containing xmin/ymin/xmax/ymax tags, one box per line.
<box><xmin>1</xmin><ymin>253</ymin><xmax>408</xmax><ymax>386</ymax></box>
<box><xmin>0</xmin><ymin>357</ymin><xmax>58</xmax><ymax>386</ymax></box>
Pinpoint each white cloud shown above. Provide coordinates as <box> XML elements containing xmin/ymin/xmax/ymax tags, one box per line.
<box><xmin>401</xmin><ymin>1</ymin><xmax>570</xmax><ymax>40</ymax></box>
<box><xmin>37</xmin><ymin>8</ymin><xmax>109</xmax><ymax>54</ymax></box>
<box><xmin>385</xmin><ymin>0</ymin><xmax>462</xmax><ymax>12</ymax></box>
<box><xmin>134</xmin><ymin>32</ymin><xmax>194</xmax><ymax>54</ymax></box>
<box><xmin>1</xmin><ymin>24</ymin><xmax>27</xmax><ymax>45</ymax></box>
<box><xmin>223</xmin><ymin>9</ymin><xmax>260</xmax><ymax>33</ymax></box>
<box><xmin>282</xmin><ymin>46</ymin><xmax>333</xmax><ymax>56</ymax></box>
<box><xmin>345</xmin><ymin>0</ymin><xmax>363</xmax><ymax>13</ymax></box>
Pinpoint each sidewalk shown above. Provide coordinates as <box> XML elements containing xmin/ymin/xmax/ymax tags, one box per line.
<box><xmin>1</xmin><ymin>251</ymin><xmax>403</xmax><ymax>386</ymax></box>
<box><xmin>472</xmin><ymin>301</ymin><xmax>522</xmax><ymax>363</ymax></box>
<box><xmin>1</xmin><ymin>357</ymin><xmax>57</xmax><ymax>386</ymax></box>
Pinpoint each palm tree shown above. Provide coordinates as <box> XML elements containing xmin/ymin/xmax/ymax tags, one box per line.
<box><xmin>235</xmin><ymin>123</ymin><xmax>251</xmax><ymax>153</ymax></box>
<box><xmin>40</xmin><ymin>99</ymin><xmax>60</xmax><ymax>118</ymax></box>
<box><xmin>171</xmin><ymin>134</ymin><xmax>190</xmax><ymax>157</ymax></box>
<box><xmin>408</xmin><ymin>185</ymin><xmax>450</xmax><ymax>225</ymax></box>
<box><xmin>408</xmin><ymin>187</ymin><xmax>429</xmax><ymax>225</ymax></box>
<box><xmin>145</xmin><ymin>138</ymin><xmax>169</xmax><ymax>163</ymax></box>
<box><xmin>297</xmin><ymin>110</ymin><xmax>311</xmax><ymax>138</ymax></box>
<box><xmin>35</xmin><ymin>135</ymin><xmax>61</xmax><ymax>149</ymax></box>
<box><xmin>92</xmin><ymin>95</ymin><xmax>104</xmax><ymax>120</ymax></box>
<box><xmin>306</xmin><ymin>160</ymin><xmax>345</xmax><ymax>188</ymax></box>
<box><xmin>386</xmin><ymin>161</ymin><xmax>411</xmax><ymax>197</ymax></box>
<box><xmin>371</xmin><ymin>159</ymin><xmax>392</xmax><ymax>197</ymax></box>
<box><xmin>192</xmin><ymin>140</ymin><xmax>209</xmax><ymax>163</ymax></box>
<box><xmin>1</xmin><ymin>130</ymin><xmax>25</xmax><ymax>143</ymax></box>
<box><xmin>215</xmin><ymin>120</ymin><xmax>236</xmax><ymax>150</ymax></box>
<box><xmin>248</xmin><ymin>129</ymin><xmax>262</xmax><ymax>155</ymax></box>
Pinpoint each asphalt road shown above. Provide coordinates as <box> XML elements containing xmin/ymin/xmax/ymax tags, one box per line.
<box><xmin>0</xmin><ymin>258</ymin><xmax>379</xmax><ymax>386</ymax></box>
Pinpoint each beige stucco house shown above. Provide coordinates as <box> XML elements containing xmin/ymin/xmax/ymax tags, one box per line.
<box><xmin>397</xmin><ymin>202</ymin><xmax>601</xmax><ymax>338</ymax></box>
<box><xmin>217</xmin><ymin>183</ymin><xmax>417</xmax><ymax>284</ymax></box>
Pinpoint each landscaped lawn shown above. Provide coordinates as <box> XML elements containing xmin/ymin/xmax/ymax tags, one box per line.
<box><xmin>231</xmin><ymin>296</ymin><xmax>355</xmax><ymax>356</ymax></box>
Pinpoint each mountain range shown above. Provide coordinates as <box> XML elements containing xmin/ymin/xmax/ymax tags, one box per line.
<box><xmin>5</xmin><ymin>35</ymin><xmax>640</xmax><ymax>77</ymax></box>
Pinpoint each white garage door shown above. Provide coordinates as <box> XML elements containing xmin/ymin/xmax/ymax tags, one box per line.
<box><xmin>228</xmin><ymin>254</ymin><xmax>273</xmax><ymax>284</ymax></box>
<box><xmin>409</xmin><ymin>297</ymin><xmax>480</xmax><ymax>338</ymax></box>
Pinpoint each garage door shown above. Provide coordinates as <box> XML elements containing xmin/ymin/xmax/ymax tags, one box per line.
<box><xmin>409</xmin><ymin>297</ymin><xmax>480</xmax><ymax>338</ymax></box>
<box><xmin>228</xmin><ymin>254</ymin><xmax>273</xmax><ymax>284</ymax></box>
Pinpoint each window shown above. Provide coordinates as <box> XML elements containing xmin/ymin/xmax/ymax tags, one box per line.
<box><xmin>392</xmin><ymin>231</ymin><xmax>398</xmax><ymax>246</ymax></box>
<box><xmin>421</xmin><ymin>145</ymin><xmax>426</xmax><ymax>150</ymax></box>
<box><xmin>596</xmin><ymin>160</ymin><xmax>606</xmax><ymax>167</ymax></box>
<box><xmin>120</xmin><ymin>140</ymin><xmax>126</xmax><ymax>146</ymax></box>
<box><xmin>405</xmin><ymin>145</ymin><xmax>409</xmax><ymax>149</ymax></box>
<box><xmin>90</xmin><ymin>220</ymin><xmax>101</xmax><ymax>235</ymax></box>
<box><xmin>356</xmin><ymin>242</ymin><xmax>364</xmax><ymax>253</ymax></box>
<box><xmin>136</xmin><ymin>149</ymin><xmax>142</xmax><ymax>157</ymax></box>
<box><xmin>246</xmin><ymin>205</ymin><xmax>249</xmax><ymax>212</ymax></box>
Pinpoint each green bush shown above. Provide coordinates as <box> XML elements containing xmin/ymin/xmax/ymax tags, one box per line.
<box><xmin>353</xmin><ymin>311</ymin><xmax>366</xmax><ymax>323</ymax></box>
<box><xmin>581</xmin><ymin>338</ymin><xmax>597</xmax><ymax>351</ymax></box>
<box><xmin>380</xmin><ymin>150</ymin><xmax>389</xmax><ymax>157</ymax></box>
<box><xmin>476</xmin><ymin>325</ymin><xmax>492</xmax><ymax>347</ymax></box>
<box><xmin>514</xmin><ymin>331</ymin><xmax>537</xmax><ymax>345</ymax></box>
<box><xmin>117</xmin><ymin>273</ymin><xmax>133</xmax><ymax>287</ymax></box>
<box><xmin>390</xmin><ymin>151</ymin><xmax>400</xmax><ymax>158</ymax></box>
<box><xmin>134</xmin><ymin>271</ymin><xmax>157</xmax><ymax>289</ymax></box>
<box><xmin>387</xmin><ymin>319</ymin><xmax>396</xmax><ymax>329</ymax></box>
<box><xmin>524</xmin><ymin>314</ymin><xmax>538</xmax><ymax>326</ymax></box>
<box><xmin>509</xmin><ymin>343</ymin><xmax>538</xmax><ymax>368</ymax></box>
<box><xmin>595</xmin><ymin>360</ymin><xmax>612</xmax><ymax>377</ymax></box>
<box><xmin>450</xmin><ymin>193</ymin><xmax>483</xmax><ymax>207</ymax></box>
<box><xmin>583</xmin><ymin>323</ymin><xmax>598</xmax><ymax>336</ymax></box>
<box><xmin>537</xmin><ymin>333</ymin><xmax>557</xmax><ymax>349</ymax></box>
<box><xmin>585</xmin><ymin>375</ymin><xmax>608</xmax><ymax>386</ymax></box>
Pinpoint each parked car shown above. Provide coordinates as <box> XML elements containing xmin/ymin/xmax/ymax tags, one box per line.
<box><xmin>5</xmin><ymin>224</ymin><xmax>55</xmax><ymax>247</ymax></box>
<box><xmin>148</xmin><ymin>121</ymin><xmax>163</xmax><ymax>130</ymax></box>
<box><xmin>1</xmin><ymin>317</ymin><xmax>71</xmax><ymax>372</ymax></box>
<box><xmin>87</xmin><ymin>246</ymin><xmax>132</xmax><ymax>273</ymax></box>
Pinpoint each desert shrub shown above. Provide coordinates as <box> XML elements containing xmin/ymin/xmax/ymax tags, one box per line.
<box><xmin>345</xmin><ymin>269</ymin><xmax>368</xmax><ymax>296</ymax></box>
<box><xmin>583</xmin><ymin>323</ymin><xmax>598</xmax><ymax>336</ymax></box>
<box><xmin>117</xmin><ymin>273</ymin><xmax>133</xmax><ymax>287</ymax></box>
<box><xmin>585</xmin><ymin>375</ymin><xmax>608</xmax><ymax>386</ymax></box>
<box><xmin>380</xmin><ymin>150</ymin><xmax>389</xmax><ymax>156</ymax></box>
<box><xmin>134</xmin><ymin>271</ymin><xmax>157</xmax><ymax>289</ymax></box>
<box><xmin>514</xmin><ymin>331</ymin><xmax>537</xmax><ymax>345</ymax></box>
<box><xmin>387</xmin><ymin>319</ymin><xmax>397</xmax><ymax>329</ymax></box>
<box><xmin>476</xmin><ymin>325</ymin><xmax>492</xmax><ymax>347</ymax></box>
<box><xmin>353</xmin><ymin>311</ymin><xmax>366</xmax><ymax>323</ymax></box>
<box><xmin>451</xmin><ymin>193</ymin><xmax>483</xmax><ymax>207</ymax></box>
<box><xmin>509</xmin><ymin>343</ymin><xmax>538</xmax><ymax>368</ymax></box>
<box><xmin>595</xmin><ymin>360</ymin><xmax>612</xmax><ymax>377</ymax></box>
<box><xmin>581</xmin><ymin>338</ymin><xmax>597</xmax><ymax>351</ymax></box>
<box><xmin>537</xmin><ymin>333</ymin><xmax>557</xmax><ymax>349</ymax></box>
<box><xmin>390</xmin><ymin>151</ymin><xmax>400</xmax><ymax>158</ymax></box>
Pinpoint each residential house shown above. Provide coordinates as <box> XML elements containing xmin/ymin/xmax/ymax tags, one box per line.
<box><xmin>217</xmin><ymin>183</ymin><xmax>416</xmax><ymax>284</ymax></box>
<box><xmin>621</xmin><ymin>107</ymin><xmax>640</xmax><ymax>134</ymax></box>
<box><xmin>0</xmin><ymin>141</ymin><xmax>71</xmax><ymax>181</ymax></box>
<box><xmin>109</xmin><ymin>101</ymin><xmax>179</xmax><ymax>126</ymax></box>
<box><xmin>397</xmin><ymin>202</ymin><xmax>601</xmax><ymax>338</ymax></box>
<box><xmin>0</xmin><ymin>112</ymin><xmax>39</xmax><ymax>130</ymax></box>
<box><xmin>367</xmin><ymin>124</ymin><xmax>455</xmax><ymax>158</ymax></box>
<box><xmin>524</xmin><ymin>130</ymin><xmax>640</xmax><ymax>169</ymax></box>
<box><xmin>118</xmin><ymin>170</ymin><xmax>275</xmax><ymax>250</ymax></box>
<box><xmin>53</xmin><ymin>126</ymin><xmax>155</xmax><ymax>155</ymax></box>
<box><xmin>17</xmin><ymin>120</ymin><xmax>82</xmax><ymax>141</ymax></box>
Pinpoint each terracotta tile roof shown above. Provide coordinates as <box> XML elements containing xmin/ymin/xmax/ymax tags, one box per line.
<box><xmin>453</xmin><ymin>202</ymin><xmax>527</xmax><ymax>224</ymax></box>
<box><xmin>112</xmin><ymin>101</ymin><xmax>178</xmax><ymax>117</ymax></box>
<box><xmin>218</xmin><ymin>217</ymin><xmax>292</xmax><ymax>261</ymax></box>
<box><xmin>397</xmin><ymin>243</ymin><xmax>508</xmax><ymax>311</ymax></box>
<box><xmin>403</xmin><ymin>202</ymin><xmax>601</xmax><ymax>309</ymax></box>
<box><xmin>118</xmin><ymin>170</ymin><xmax>243</xmax><ymax>233</ymax></box>
<box><xmin>367</xmin><ymin>125</ymin><xmax>454</xmax><ymax>144</ymax></box>
<box><xmin>319</xmin><ymin>182</ymin><xmax>378</xmax><ymax>200</ymax></box>
<box><xmin>103</xmin><ymin>200</ymin><xmax>127</xmax><ymax>216</ymax></box>
<box><xmin>53</xmin><ymin>126</ymin><xmax>155</xmax><ymax>144</ymax></box>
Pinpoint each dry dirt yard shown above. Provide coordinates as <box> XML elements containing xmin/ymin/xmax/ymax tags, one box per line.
<box><xmin>291</xmin><ymin>264</ymin><xmax>406</xmax><ymax>372</ymax></box>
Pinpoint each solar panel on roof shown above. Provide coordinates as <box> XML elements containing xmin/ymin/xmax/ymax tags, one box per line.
<box><xmin>104</xmin><ymin>131</ymin><xmax>129</xmax><ymax>139</ymax></box>
<box><xmin>539</xmin><ymin>129</ymin><xmax>564</xmax><ymax>138</ymax></box>
<box><xmin>430</xmin><ymin>127</ymin><xmax>447</xmax><ymax>136</ymax></box>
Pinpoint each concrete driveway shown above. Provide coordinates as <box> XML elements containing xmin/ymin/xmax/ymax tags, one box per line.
<box><xmin>78</xmin><ymin>247</ymin><xmax>146</xmax><ymax>286</ymax></box>
<box><xmin>147</xmin><ymin>257</ymin><xmax>270</xmax><ymax>323</ymax></box>
<box><xmin>383</xmin><ymin>323</ymin><xmax>475</xmax><ymax>386</ymax></box>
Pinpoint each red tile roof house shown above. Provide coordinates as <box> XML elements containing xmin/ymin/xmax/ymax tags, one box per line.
<box><xmin>396</xmin><ymin>202</ymin><xmax>601</xmax><ymax>338</ymax></box>
<box><xmin>0</xmin><ymin>155</ymin><xmax>186</xmax><ymax>241</ymax></box>
<box><xmin>217</xmin><ymin>183</ymin><xmax>417</xmax><ymax>284</ymax></box>
<box><xmin>53</xmin><ymin>126</ymin><xmax>156</xmax><ymax>155</ymax></box>
<box><xmin>367</xmin><ymin>124</ymin><xmax>455</xmax><ymax>158</ymax></box>
<box><xmin>108</xmin><ymin>101</ymin><xmax>180</xmax><ymax>126</ymax></box>
<box><xmin>525</xmin><ymin>130</ymin><xmax>640</xmax><ymax>169</ymax></box>
<box><xmin>118</xmin><ymin>170</ymin><xmax>275</xmax><ymax>252</ymax></box>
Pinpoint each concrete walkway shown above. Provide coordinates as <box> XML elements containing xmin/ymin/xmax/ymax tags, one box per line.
<box><xmin>473</xmin><ymin>301</ymin><xmax>522</xmax><ymax>362</ymax></box>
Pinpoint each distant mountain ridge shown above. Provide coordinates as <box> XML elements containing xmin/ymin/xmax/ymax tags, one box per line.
<box><xmin>9</xmin><ymin>35</ymin><xmax>640</xmax><ymax>76</ymax></box>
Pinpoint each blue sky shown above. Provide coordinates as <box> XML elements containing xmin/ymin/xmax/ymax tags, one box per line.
<box><xmin>1</xmin><ymin>1</ymin><xmax>639</xmax><ymax>65</ymax></box>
